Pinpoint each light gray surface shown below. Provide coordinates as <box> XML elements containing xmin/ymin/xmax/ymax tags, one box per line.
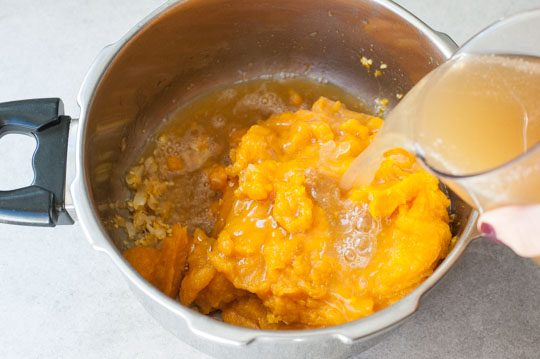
<box><xmin>0</xmin><ymin>0</ymin><xmax>539</xmax><ymax>358</ymax></box>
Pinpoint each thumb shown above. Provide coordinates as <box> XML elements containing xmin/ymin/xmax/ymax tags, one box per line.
<box><xmin>478</xmin><ymin>205</ymin><xmax>540</xmax><ymax>257</ymax></box>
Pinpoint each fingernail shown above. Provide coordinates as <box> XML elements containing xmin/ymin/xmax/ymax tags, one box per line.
<box><xmin>480</xmin><ymin>222</ymin><xmax>501</xmax><ymax>243</ymax></box>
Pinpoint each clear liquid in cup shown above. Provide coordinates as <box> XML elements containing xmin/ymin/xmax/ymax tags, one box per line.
<box><xmin>341</xmin><ymin>54</ymin><xmax>540</xmax><ymax>211</ymax></box>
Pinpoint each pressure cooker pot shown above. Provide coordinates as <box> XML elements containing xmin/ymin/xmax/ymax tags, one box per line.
<box><xmin>0</xmin><ymin>1</ymin><xmax>478</xmax><ymax>358</ymax></box>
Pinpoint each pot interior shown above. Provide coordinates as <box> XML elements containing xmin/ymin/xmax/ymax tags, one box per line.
<box><xmin>83</xmin><ymin>0</ymin><xmax>470</xmax><ymax>268</ymax></box>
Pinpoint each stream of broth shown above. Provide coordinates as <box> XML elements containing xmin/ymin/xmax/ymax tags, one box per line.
<box><xmin>341</xmin><ymin>54</ymin><xmax>540</xmax><ymax>209</ymax></box>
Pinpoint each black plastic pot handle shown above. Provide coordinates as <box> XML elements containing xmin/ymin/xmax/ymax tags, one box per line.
<box><xmin>0</xmin><ymin>98</ymin><xmax>73</xmax><ymax>227</ymax></box>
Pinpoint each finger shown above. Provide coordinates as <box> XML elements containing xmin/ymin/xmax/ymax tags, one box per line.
<box><xmin>478</xmin><ymin>205</ymin><xmax>540</xmax><ymax>257</ymax></box>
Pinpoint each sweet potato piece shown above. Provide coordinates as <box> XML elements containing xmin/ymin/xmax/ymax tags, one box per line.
<box><xmin>212</xmin><ymin>182</ymin><xmax>236</xmax><ymax>238</ymax></box>
<box><xmin>123</xmin><ymin>246</ymin><xmax>161</xmax><ymax>283</ymax></box>
<box><xmin>194</xmin><ymin>273</ymin><xmax>248</xmax><ymax>314</ymax></box>
<box><xmin>124</xmin><ymin>224</ymin><xmax>190</xmax><ymax>299</ymax></box>
<box><xmin>221</xmin><ymin>296</ymin><xmax>284</xmax><ymax>330</ymax></box>
<box><xmin>153</xmin><ymin>224</ymin><xmax>190</xmax><ymax>298</ymax></box>
<box><xmin>179</xmin><ymin>228</ymin><xmax>216</xmax><ymax>306</ymax></box>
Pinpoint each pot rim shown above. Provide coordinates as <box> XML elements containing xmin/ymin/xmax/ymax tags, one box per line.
<box><xmin>71</xmin><ymin>0</ymin><xmax>472</xmax><ymax>348</ymax></box>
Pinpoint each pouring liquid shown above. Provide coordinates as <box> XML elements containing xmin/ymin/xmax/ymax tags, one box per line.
<box><xmin>341</xmin><ymin>54</ymin><xmax>540</xmax><ymax>212</ymax></box>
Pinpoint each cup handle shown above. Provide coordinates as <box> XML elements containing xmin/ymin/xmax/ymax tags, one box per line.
<box><xmin>0</xmin><ymin>98</ymin><xmax>73</xmax><ymax>226</ymax></box>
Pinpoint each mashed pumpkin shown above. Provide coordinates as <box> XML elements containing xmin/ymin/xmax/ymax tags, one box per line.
<box><xmin>121</xmin><ymin>94</ymin><xmax>451</xmax><ymax>329</ymax></box>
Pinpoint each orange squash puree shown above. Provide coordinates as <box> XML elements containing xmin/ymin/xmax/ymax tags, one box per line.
<box><xmin>122</xmin><ymin>95</ymin><xmax>451</xmax><ymax>329</ymax></box>
<box><xmin>123</xmin><ymin>224</ymin><xmax>190</xmax><ymax>298</ymax></box>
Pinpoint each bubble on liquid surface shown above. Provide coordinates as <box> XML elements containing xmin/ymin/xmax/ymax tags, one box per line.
<box><xmin>155</xmin><ymin>125</ymin><xmax>223</xmax><ymax>173</ymax></box>
<box><xmin>232</xmin><ymin>83</ymin><xmax>291</xmax><ymax>116</ymax></box>
<box><xmin>336</xmin><ymin>202</ymin><xmax>380</xmax><ymax>268</ymax></box>
<box><xmin>212</xmin><ymin>114</ymin><xmax>227</xmax><ymax>128</ymax></box>
<box><xmin>305</xmin><ymin>169</ymin><xmax>381</xmax><ymax>268</ymax></box>
<box><xmin>218</xmin><ymin>88</ymin><xmax>238</xmax><ymax>102</ymax></box>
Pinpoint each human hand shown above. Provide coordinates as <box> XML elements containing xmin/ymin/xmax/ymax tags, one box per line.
<box><xmin>478</xmin><ymin>205</ymin><xmax>540</xmax><ymax>258</ymax></box>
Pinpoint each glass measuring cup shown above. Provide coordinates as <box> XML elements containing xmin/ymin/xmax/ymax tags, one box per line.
<box><xmin>417</xmin><ymin>8</ymin><xmax>540</xmax><ymax>213</ymax></box>
<box><xmin>339</xmin><ymin>8</ymin><xmax>540</xmax><ymax>259</ymax></box>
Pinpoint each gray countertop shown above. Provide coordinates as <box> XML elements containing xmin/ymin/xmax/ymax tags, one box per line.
<box><xmin>1</xmin><ymin>0</ymin><xmax>539</xmax><ymax>358</ymax></box>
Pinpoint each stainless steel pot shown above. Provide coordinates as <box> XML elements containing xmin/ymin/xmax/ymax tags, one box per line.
<box><xmin>0</xmin><ymin>0</ymin><xmax>479</xmax><ymax>358</ymax></box>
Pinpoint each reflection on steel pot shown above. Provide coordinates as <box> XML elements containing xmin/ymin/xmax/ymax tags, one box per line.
<box><xmin>0</xmin><ymin>0</ymin><xmax>479</xmax><ymax>358</ymax></box>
